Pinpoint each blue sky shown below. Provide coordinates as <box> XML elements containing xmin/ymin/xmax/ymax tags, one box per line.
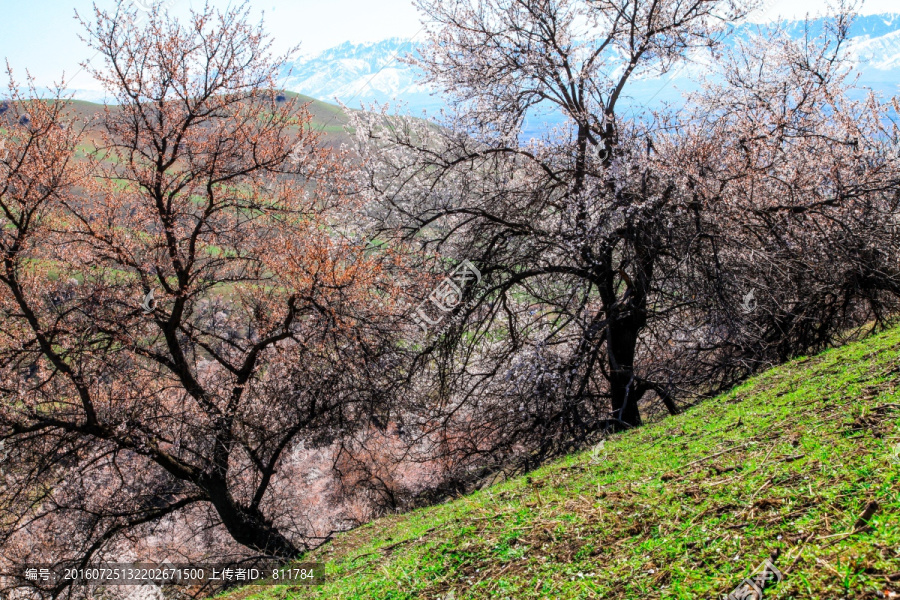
<box><xmin>0</xmin><ymin>0</ymin><xmax>896</xmax><ymax>92</ymax></box>
<box><xmin>0</xmin><ymin>0</ymin><xmax>422</xmax><ymax>91</ymax></box>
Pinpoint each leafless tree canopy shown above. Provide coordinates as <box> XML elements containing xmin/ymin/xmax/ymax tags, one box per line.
<box><xmin>1</xmin><ymin>0</ymin><xmax>899</xmax><ymax>594</ymax></box>
<box><xmin>0</xmin><ymin>2</ymin><xmax>411</xmax><ymax>593</ymax></box>
<box><xmin>346</xmin><ymin>0</ymin><xmax>900</xmax><ymax>491</ymax></box>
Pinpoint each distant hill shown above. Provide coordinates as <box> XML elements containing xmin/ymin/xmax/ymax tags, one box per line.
<box><xmin>17</xmin><ymin>92</ymin><xmax>356</xmax><ymax>148</ymax></box>
<box><xmin>223</xmin><ymin>323</ymin><xmax>900</xmax><ymax>599</ymax></box>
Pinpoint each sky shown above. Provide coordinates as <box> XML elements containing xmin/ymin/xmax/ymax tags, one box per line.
<box><xmin>0</xmin><ymin>0</ymin><xmax>896</xmax><ymax>91</ymax></box>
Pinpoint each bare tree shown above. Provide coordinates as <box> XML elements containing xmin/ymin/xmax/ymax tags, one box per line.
<box><xmin>346</xmin><ymin>0</ymin><xmax>900</xmax><ymax>491</ymax></box>
<box><xmin>0</xmin><ymin>2</ymin><xmax>408</xmax><ymax>593</ymax></box>
<box><xmin>355</xmin><ymin>0</ymin><xmax>760</xmax><ymax>433</ymax></box>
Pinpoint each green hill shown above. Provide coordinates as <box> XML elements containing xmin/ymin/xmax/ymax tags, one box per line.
<box><xmin>225</xmin><ymin>326</ymin><xmax>900</xmax><ymax>599</ymax></box>
<box><xmin>8</xmin><ymin>92</ymin><xmax>355</xmax><ymax>147</ymax></box>
<box><xmin>278</xmin><ymin>91</ymin><xmax>354</xmax><ymax>144</ymax></box>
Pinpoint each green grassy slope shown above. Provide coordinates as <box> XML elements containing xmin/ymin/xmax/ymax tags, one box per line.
<box><xmin>228</xmin><ymin>325</ymin><xmax>900</xmax><ymax>599</ymax></box>
<box><xmin>279</xmin><ymin>91</ymin><xmax>354</xmax><ymax>143</ymax></box>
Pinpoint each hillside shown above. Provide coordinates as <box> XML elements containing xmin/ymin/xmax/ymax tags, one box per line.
<box><xmin>6</xmin><ymin>92</ymin><xmax>355</xmax><ymax>148</ymax></box>
<box><xmin>225</xmin><ymin>325</ymin><xmax>900</xmax><ymax>599</ymax></box>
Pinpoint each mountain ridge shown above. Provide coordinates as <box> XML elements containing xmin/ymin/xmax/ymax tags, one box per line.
<box><xmin>275</xmin><ymin>12</ymin><xmax>900</xmax><ymax>120</ymax></box>
<box><xmin>59</xmin><ymin>13</ymin><xmax>900</xmax><ymax>126</ymax></box>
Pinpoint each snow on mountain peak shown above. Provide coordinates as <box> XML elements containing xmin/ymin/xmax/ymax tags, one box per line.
<box><xmin>279</xmin><ymin>13</ymin><xmax>900</xmax><ymax>115</ymax></box>
<box><xmin>62</xmin><ymin>13</ymin><xmax>900</xmax><ymax>111</ymax></box>
<box><xmin>279</xmin><ymin>37</ymin><xmax>433</xmax><ymax>108</ymax></box>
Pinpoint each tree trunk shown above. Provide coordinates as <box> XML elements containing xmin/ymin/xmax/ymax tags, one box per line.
<box><xmin>657</xmin><ymin>387</ymin><xmax>681</xmax><ymax>416</ymax></box>
<box><xmin>203</xmin><ymin>477</ymin><xmax>300</xmax><ymax>558</ymax></box>
<box><xmin>607</xmin><ymin>321</ymin><xmax>643</xmax><ymax>429</ymax></box>
<box><xmin>609</xmin><ymin>373</ymin><xmax>642</xmax><ymax>428</ymax></box>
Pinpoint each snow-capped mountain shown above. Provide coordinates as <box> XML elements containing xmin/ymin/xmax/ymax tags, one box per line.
<box><xmin>738</xmin><ymin>13</ymin><xmax>900</xmax><ymax>92</ymax></box>
<box><xmin>846</xmin><ymin>27</ymin><xmax>900</xmax><ymax>73</ymax></box>
<box><xmin>277</xmin><ymin>13</ymin><xmax>900</xmax><ymax>121</ymax></box>
<box><xmin>62</xmin><ymin>13</ymin><xmax>900</xmax><ymax>122</ymax></box>
<box><xmin>278</xmin><ymin>38</ymin><xmax>439</xmax><ymax>114</ymax></box>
